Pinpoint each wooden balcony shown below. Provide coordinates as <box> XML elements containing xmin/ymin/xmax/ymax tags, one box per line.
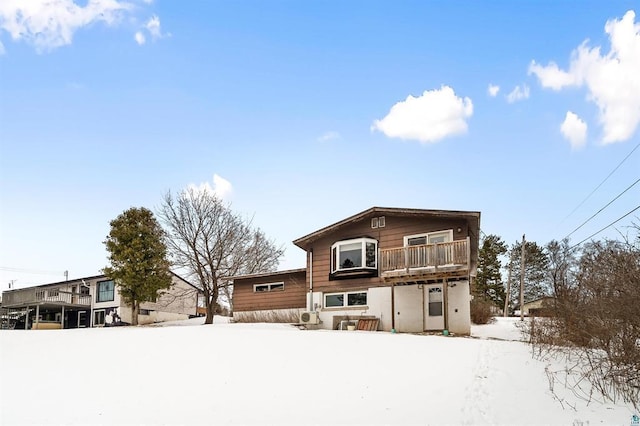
<box><xmin>379</xmin><ymin>238</ymin><xmax>471</xmax><ymax>282</ymax></box>
<box><xmin>2</xmin><ymin>287</ymin><xmax>91</xmax><ymax>308</ymax></box>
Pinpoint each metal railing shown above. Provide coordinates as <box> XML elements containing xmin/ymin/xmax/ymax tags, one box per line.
<box><xmin>2</xmin><ymin>287</ymin><xmax>91</xmax><ymax>307</ymax></box>
<box><xmin>380</xmin><ymin>238</ymin><xmax>470</xmax><ymax>274</ymax></box>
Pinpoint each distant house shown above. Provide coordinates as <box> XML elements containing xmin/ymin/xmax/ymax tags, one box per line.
<box><xmin>0</xmin><ymin>272</ymin><xmax>199</xmax><ymax>330</ymax></box>
<box><xmin>522</xmin><ymin>296</ymin><xmax>555</xmax><ymax>317</ymax></box>
<box><xmin>231</xmin><ymin>207</ymin><xmax>480</xmax><ymax>335</ymax></box>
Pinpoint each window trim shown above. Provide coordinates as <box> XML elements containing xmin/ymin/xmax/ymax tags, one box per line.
<box><xmin>93</xmin><ymin>309</ymin><xmax>106</xmax><ymax>327</ymax></box>
<box><xmin>404</xmin><ymin>230</ymin><xmax>453</xmax><ymax>246</ymax></box>
<box><xmin>253</xmin><ymin>282</ymin><xmax>285</xmax><ymax>292</ymax></box>
<box><xmin>324</xmin><ymin>291</ymin><xmax>368</xmax><ymax>309</ymax></box>
<box><xmin>330</xmin><ymin>237</ymin><xmax>378</xmax><ymax>273</ymax></box>
<box><xmin>96</xmin><ymin>280</ymin><xmax>115</xmax><ymax>303</ymax></box>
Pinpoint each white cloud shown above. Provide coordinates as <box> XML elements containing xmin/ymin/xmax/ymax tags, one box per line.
<box><xmin>506</xmin><ymin>84</ymin><xmax>530</xmax><ymax>103</ymax></box>
<box><xmin>560</xmin><ymin>111</ymin><xmax>588</xmax><ymax>149</ymax></box>
<box><xmin>135</xmin><ymin>14</ymin><xmax>167</xmax><ymax>45</ymax></box>
<box><xmin>0</xmin><ymin>40</ymin><xmax>5</xmax><ymax>55</ymax></box>
<box><xmin>529</xmin><ymin>10</ymin><xmax>640</xmax><ymax>144</ymax></box>
<box><xmin>145</xmin><ymin>15</ymin><xmax>161</xmax><ymax>39</ymax></box>
<box><xmin>0</xmin><ymin>0</ymin><xmax>132</xmax><ymax>53</ymax></box>
<box><xmin>188</xmin><ymin>174</ymin><xmax>233</xmax><ymax>200</ymax></box>
<box><xmin>488</xmin><ymin>84</ymin><xmax>500</xmax><ymax>97</ymax></box>
<box><xmin>371</xmin><ymin>85</ymin><xmax>473</xmax><ymax>143</ymax></box>
<box><xmin>134</xmin><ymin>31</ymin><xmax>145</xmax><ymax>45</ymax></box>
<box><xmin>317</xmin><ymin>131</ymin><xmax>341</xmax><ymax>142</ymax></box>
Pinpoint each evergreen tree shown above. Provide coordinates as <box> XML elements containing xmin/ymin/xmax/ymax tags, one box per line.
<box><xmin>475</xmin><ymin>234</ymin><xmax>507</xmax><ymax>308</ymax></box>
<box><xmin>103</xmin><ymin>207</ymin><xmax>173</xmax><ymax>326</ymax></box>
<box><xmin>506</xmin><ymin>240</ymin><xmax>549</xmax><ymax>309</ymax></box>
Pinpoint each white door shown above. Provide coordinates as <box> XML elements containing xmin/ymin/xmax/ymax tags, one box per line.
<box><xmin>424</xmin><ymin>284</ymin><xmax>445</xmax><ymax>330</ymax></box>
<box><xmin>394</xmin><ymin>285</ymin><xmax>423</xmax><ymax>333</ymax></box>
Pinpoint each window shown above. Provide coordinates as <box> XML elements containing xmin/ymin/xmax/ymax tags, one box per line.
<box><xmin>428</xmin><ymin>287</ymin><xmax>443</xmax><ymax>317</ymax></box>
<box><xmin>253</xmin><ymin>282</ymin><xmax>285</xmax><ymax>292</ymax></box>
<box><xmin>94</xmin><ymin>310</ymin><xmax>105</xmax><ymax>326</ymax></box>
<box><xmin>80</xmin><ymin>286</ymin><xmax>90</xmax><ymax>296</ymax></box>
<box><xmin>96</xmin><ymin>280</ymin><xmax>115</xmax><ymax>302</ymax></box>
<box><xmin>331</xmin><ymin>238</ymin><xmax>377</xmax><ymax>273</ymax></box>
<box><xmin>404</xmin><ymin>230</ymin><xmax>453</xmax><ymax>246</ymax></box>
<box><xmin>324</xmin><ymin>291</ymin><xmax>367</xmax><ymax>308</ymax></box>
<box><xmin>139</xmin><ymin>309</ymin><xmax>151</xmax><ymax>315</ymax></box>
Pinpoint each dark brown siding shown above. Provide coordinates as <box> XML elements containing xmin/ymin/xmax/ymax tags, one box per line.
<box><xmin>233</xmin><ymin>270</ymin><xmax>307</xmax><ymax>312</ymax></box>
<box><xmin>308</xmin><ymin>214</ymin><xmax>470</xmax><ymax>293</ymax></box>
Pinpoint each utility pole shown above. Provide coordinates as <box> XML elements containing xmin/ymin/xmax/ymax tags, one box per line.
<box><xmin>519</xmin><ymin>234</ymin><xmax>526</xmax><ymax>321</ymax></box>
<box><xmin>503</xmin><ymin>254</ymin><xmax>513</xmax><ymax>317</ymax></box>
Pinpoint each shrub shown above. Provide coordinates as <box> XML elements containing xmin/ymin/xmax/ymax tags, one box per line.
<box><xmin>470</xmin><ymin>297</ymin><xmax>494</xmax><ymax>325</ymax></box>
<box><xmin>233</xmin><ymin>310</ymin><xmax>299</xmax><ymax>323</ymax></box>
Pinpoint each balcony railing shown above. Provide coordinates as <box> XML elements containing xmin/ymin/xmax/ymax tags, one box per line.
<box><xmin>2</xmin><ymin>287</ymin><xmax>91</xmax><ymax>307</ymax></box>
<box><xmin>380</xmin><ymin>238</ymin><xmax>470</xmax><ymax>279</ymax></box>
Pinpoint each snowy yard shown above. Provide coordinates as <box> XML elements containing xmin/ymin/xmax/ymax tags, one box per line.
<box><xmin>0</xmin><ymin>317</ymin><xmax>635</xmax><ymax>425</ymax></box>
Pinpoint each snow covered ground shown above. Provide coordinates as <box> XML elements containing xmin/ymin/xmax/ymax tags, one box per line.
<box><xmin>0</xmin><ymin>317</ymin><xmax>636</xmax><ymax>425</ymax></box>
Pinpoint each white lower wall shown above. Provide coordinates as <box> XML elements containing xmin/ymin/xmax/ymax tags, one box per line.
<box><xmin>310</xmin><ymin>281</ymin><xmax>471</xmax><ymax>334</ymax></box>
<box><xmin>447</xmin><ymin>280</ymin><xmax>471</xmax><ymax>335</ymax></box>
<box><xmin>313</xmin><ymin>287</ymin><xmax>392</xmax><ymax>331</ymax></box>
<box><xmin>119</xmin><ymin>307</ymin><xmax>190</xmax><ymax>325</ymax></box>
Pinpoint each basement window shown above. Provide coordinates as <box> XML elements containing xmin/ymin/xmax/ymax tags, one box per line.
<box><xmin>253</xmin><ymin>282</ymin><xmax>285</xmax><ymax>292</ymax></box>
<box><xmin>324</xmin><ymin>291</ymin><xmax>368</xmax><ymax>308</ymax></box>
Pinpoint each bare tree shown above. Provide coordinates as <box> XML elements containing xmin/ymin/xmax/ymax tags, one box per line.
<box><xmin>528</xmin><ymin>225</ymin><xmax>640</xmax><ymax>409</ymax></box>
<box><xmin>157</xmin><ymin>188</ymin><xmax>284</xmax><ymax>324</ymax></box>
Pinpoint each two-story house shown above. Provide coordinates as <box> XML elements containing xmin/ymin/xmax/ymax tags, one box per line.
<box><xmin>232</xmin><ymin>207</ymin><xmax>480</xmax><ymax>334</ymax></box>
<box><xmin>1</xmin><ymin>272</ymin><xmax>199</xmax><ymax>330</ymax></box>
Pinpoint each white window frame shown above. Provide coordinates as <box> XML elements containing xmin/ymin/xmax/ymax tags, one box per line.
<box><xmin>324</xmin><ymin>291</ymin><xmax>368</xmax><ymax>308</ymax></box>
<box><xmin>93</xmin><ymin>309</ymin><xmax>105</xmax><ymax>327</ymax></box>
<box><xmin>330</xmin><ymin>238</ymin><xmax>378</xmax><ymax>273</ymax></box>
<box><xmin>403</xmin><ymin>230</ymin><xmax>453</xmax><ymax>246</ymax></box>
<box><xmin>253</xmin><ymin>282</ymin><xmax>285</xmax><ymax>292</ymax></box>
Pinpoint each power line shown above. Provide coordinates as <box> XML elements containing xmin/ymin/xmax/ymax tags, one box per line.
<box><xmin>564</xmin><ymin>177</ymin><xmax>640</xmax><ymax>240</ymax></box>
<box><xmin>0</xmin><ymin>267</ymin><xmax>66</xmax><ymax>275</ymax></box>
<box><xmin>562</xmin><ymin>139</ymin><xmax>640</xmax><ymax>223</ymax></box>
<box><xmin>569</xmin><ymin>204</ymin><xmax>640</xmax><ymax>250</ymax></box>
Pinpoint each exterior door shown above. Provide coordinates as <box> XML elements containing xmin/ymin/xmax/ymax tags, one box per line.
<box><xmin>394</xmin><ymin>285</ymin><xmax>423</xmax><ymax>333</ymax></box>
<box><xmin>424</xmin><ymin>284</ymin><xmax>445</xmax><ymax>330</ymax></box>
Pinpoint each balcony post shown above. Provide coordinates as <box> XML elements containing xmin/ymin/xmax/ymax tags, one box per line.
<box><xmin>466</xmin><ymin>236</ymin><xmax>471</xmax><ymax>267</ymax></box>
<box><xmin>404</xmin><ymin>246</ymin><xmax>409</xmax><ymax>273</ymax></box>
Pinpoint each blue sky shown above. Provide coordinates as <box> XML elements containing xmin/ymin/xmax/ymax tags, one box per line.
<box><xmin>1</xmin><ymin>1</ymin><xmax>639</xmax><ymax>289</ymax></box>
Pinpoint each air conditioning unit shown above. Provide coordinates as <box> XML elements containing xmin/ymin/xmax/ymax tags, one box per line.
<box><xmin>299</xmin><ymin>311</ymin><xmax>319</xmax><ymax>324</ymax></box>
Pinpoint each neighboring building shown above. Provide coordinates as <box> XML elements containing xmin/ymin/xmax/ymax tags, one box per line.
<box><xmin>0</xmin><ymin>272</ymin><xmax>199</xmax><ymax>330</ymax></box>
<box><xmin>232</xmin><ymin>207</ymin><xmax>480</xmax><ymax>335</ymax></box>
<box><xmin>522</xmin><ymin>296</ymin><xmax>554</xmax><ymax>317</ymax></box>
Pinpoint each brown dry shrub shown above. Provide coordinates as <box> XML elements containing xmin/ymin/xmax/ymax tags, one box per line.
<box><xmin>233</xmin><ymin>310</ymin><xmax>299</xmax><ymax>323</ymax></box>
<box><xmin>470</xmin><ymin>297</ymin><xmax>494</xmax><ymax>325</ymax></box>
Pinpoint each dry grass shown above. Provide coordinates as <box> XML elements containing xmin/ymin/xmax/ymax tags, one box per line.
<box><xmin>233</xmin><ymin>310</ymin><xmax>300</xmax><ymax>323</ymax></box>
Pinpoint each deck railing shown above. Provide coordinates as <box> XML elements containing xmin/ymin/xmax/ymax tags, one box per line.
<box><xmin>380</xmin><ymin>238</ymin><xmax>470</xmax><ymax>274</ymax></box>
<box><xmin>2</xmin><ymin>287</ymin><xmax>91</xmax><ymax>307</ymax></box>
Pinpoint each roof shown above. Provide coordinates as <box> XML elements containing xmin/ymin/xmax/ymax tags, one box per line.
<box><xmin>228</xmin><ymin>268</ymin><xmax>306</xmax><ymax>281</ymax></box>
<box><xmin>293</xmin><ymin>206</ymin><xmax>481</xmax><ymax>250</ymax></box>
<box><xmin>2</xmin><ymin>271</ymin><xmax>198</xmax><ymax>294</ymax></box>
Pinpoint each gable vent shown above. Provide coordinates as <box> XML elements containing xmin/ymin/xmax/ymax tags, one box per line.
<box><xmin>372</xmin><ymin>216</ymin><xmax>385</xmax><ymax>228</ymax></box>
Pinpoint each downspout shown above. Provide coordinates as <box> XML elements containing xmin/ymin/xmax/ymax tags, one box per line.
<box><xmin>443</xmin><ymin>278</ymin><xmax>449</xmax><ymax>332</ymax></box>
<box><xmin>391</xmin><ymin>282</ymin><xmax>395</xmax><ymax>332</ymax></box>
<box><xmin>308</xmin><ymin>250</ymin><xmax>314</xmax><ymax>311</ymax></box>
